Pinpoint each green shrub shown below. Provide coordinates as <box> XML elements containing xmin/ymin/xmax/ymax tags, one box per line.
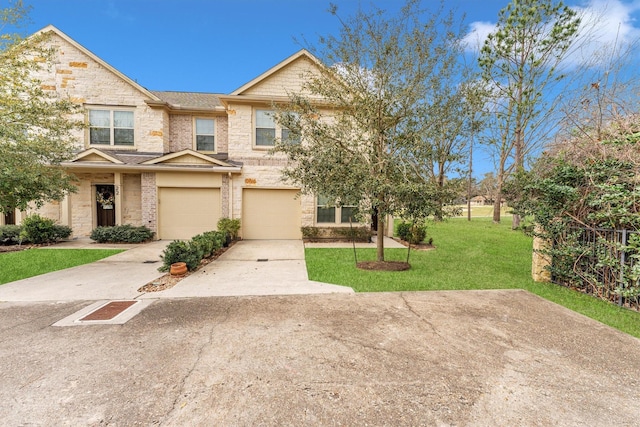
<box><xmin>192</xmin><ymin>231</ymin><xmax>227</xmax><ymax>258</ymax></box>
<box><xmin>0</xmin><ymin>225</ymin><xmax>23</xmax><ymax>245</ymax></box>
<box><xmin>334</xmin><ymin>226</ymin><xmax>372</xmax><ymax>242</ymax></box>
<box><xmin>90</xmin><ymin>224</ymin><xmax>154</xmax><ymax>243</ymax></box>
<box><xmin>217</xmin><ymin>218</ymin><xmax>241</xmax><ymax>241</ymax></box>
<box><xmin>397</xmin><ymin>221</ymin><xmax>427</xmax><ymax>244</ymax></box>
<box><xmin>301</xmin><ymin>226</ymin><xmax>320</xmax><ymax>239</ymax></box>
<box><xmin>159</xmin><ymin>240</ymin><xmax>202</xmax><ymax>272</ymax></box>
<box><xmin>19</xmin><ymin>215</ymin><xmax>71</xmax><ymax>244</ymax></box>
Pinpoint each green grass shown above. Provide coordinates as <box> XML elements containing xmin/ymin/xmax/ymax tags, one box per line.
<box><xmin>0</xmin><ymin>249</ymin><xmax>123</xmax><ymax>285</ymax></box>
<box><xmin>306</xmin><ymin>218</ymin><xmax>640</xmax><ymax>338</ymax></box>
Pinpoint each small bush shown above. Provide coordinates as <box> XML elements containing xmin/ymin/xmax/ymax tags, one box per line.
<box><xmin>19</xmin><ymin>215</ymin><xmax>71</xmax><ymax>244</ymax></box>
<box><xmin>159</xmin><ymin>230</ymin><xmax>227</xmax><ymax>272</ymax></box>
<box><xmin>0</xmin><ymin>225</ymin><xmax>23</xmax><ymax>245</ymax></box>
<box><xmin>90</xmin><ymin>224</ymin><xmax>154</xmax><ymax>243</ymax></box>
<box><xmin>159</xmin><ymin>240</ymin><xmax>202</xmax><ymax>272</ymax></box>
<box><xmin>217</xmin><ymin>218</ymin><xmax>241</xmax><ymax>241</ymax></box>
<box><xmin>301</xmin><ymin>226</ymin><xmax>320</xmax><ymax>239</ymax></box>
<box><xmin>334</xmin><ymin>226</ymin><xmax>372</xmax><ymax>242</ymax></box>
<box><xmin>397</xmin><ymin>221</ymin><xmax>427</xmax><ymax>245</ymax></box>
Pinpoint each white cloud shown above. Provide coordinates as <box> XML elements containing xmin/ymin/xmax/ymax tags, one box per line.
<box><xmin>569</xmin><ymin>0</ymin><xmax>640</xmax><ymax>67</ymax></box>
<box><xmin>463</xmin><ymin>0</ymin><xmax>640</xmax><ymax>68</ymax></box>
<box><xmin>462</xmin><ymin>21</ymin><xmax>496</xmax><ymax>52</ymax></box>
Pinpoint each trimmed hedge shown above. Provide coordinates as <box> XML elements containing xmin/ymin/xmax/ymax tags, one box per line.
<box><xmin>0</xmin><ymin>225</ymin><xmax>23</xmax><ymax>245</ymax></box>
<box><xmin>19</xmin><ymin>215</ymin><xmax>72</xmax><ymax>244</ymax></box>
<box><xmin>159</xmin><ymin>230</ymin><xmax>228</xmax><ymax>272</ymax></box>
<box><xmin>90</xmin><ymin>224</ymin><xmax>154</xmax><ymax>243</ymax></box>
<box><xmin>301</xmin><ymin>226</ymin><xmax>371</xmax><ymax>242</ymax></box>
<box><xmin>397</xmin><ymin>221</ymin><xmax>427</xmax><ymax>245</ymax></box>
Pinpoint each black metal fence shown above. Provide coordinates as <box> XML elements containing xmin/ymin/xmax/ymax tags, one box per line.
<box><xmin>551</xmin><ymin>225</ymin><xmax>640</xmax><ymax>311</ymax></box>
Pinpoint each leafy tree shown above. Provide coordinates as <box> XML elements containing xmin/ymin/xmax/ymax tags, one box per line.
<box><xmin>0</xmin><ymin>1</ymin><xmax>81</xmax><ymax>212</ymax></box>
<box><xmin>478</xmin><ymin>0</ymin><xmax>580</xmax><ymax>226</ymax></box>
<box><xmin>274</xmin><ymin>0</ymin><xmax>472</xmax><ymax>262</ymax></box>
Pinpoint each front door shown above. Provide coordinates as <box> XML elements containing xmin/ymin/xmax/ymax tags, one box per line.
<box><xmin>96</xmin><ymin>184</ymin><xmax>115</xmax><ymax>227</ymax></box>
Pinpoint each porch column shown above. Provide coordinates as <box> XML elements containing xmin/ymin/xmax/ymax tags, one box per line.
<box><xmin>60</xmin><ymin>193</ymin><xmax>71</xmax><ymax>227</ymax></box>
<box><xmin>114</xmin><ymin>172</ymin><xmax>123</xmax><ymax>225</ymax></box>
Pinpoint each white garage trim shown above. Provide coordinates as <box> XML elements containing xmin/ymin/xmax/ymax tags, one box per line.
<box><xmin>242</xmin><ymin>188</ymin><xmax>301</xmax><ymax>239</ymax></box>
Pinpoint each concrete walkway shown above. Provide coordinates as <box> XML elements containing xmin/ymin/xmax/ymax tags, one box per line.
<box><xmin>0</xmin><ymin>237</ymin><xmax>391</xmax><ymax>302</ymax></box>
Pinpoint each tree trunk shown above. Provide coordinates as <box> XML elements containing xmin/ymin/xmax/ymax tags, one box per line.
<box><xmin>376</xmin><ymin>215</ymin><xmax>385</xmax><ymax>262</ymax></box>
<box><xmin>493</xmin><ymin>195</ymin><xmax>502</xmax><ymax>223</ymax></box>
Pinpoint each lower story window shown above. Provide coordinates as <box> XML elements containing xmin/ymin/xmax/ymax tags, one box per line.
<box><xmin>316</xmin><ymin>195</ymin><xmax>358</xmax><ymax>224</ymax></box>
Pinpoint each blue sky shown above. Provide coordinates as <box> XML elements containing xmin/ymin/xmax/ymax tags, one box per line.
<box><xmin>18</xmin><ymin>0</ymin><xmax>640</xmax><ymax>177</ymax></box>
<box><xmin>14</xmin><ymin>0</ymin><xmax>568</xmax><ymax>92</ymax></box>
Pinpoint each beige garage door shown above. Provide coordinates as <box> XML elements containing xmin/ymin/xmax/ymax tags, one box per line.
<box><xmin>158</xmin><ymin>187</ymin><xmax>221</xmax><ymax>240</ymax></box>
<box><xmin>242</xmin><ymin>189</ymin><xmax>301</xmax><ymax>239</ymax></box>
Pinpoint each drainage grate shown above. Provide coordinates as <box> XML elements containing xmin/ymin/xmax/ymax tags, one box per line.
<box><xmin>257</xmin><ymin>258</ymin><xmax>268</xmax><ymax>262</ymax></box>
<box><xmin>80</xmin><ymin>301</ymin><xmax>137</xmax><ymax>321</ymax></box>
<box><xmin>143</xmin><ymin>260</ymin><xmax>159</xmax><ymax>264</ymax></box>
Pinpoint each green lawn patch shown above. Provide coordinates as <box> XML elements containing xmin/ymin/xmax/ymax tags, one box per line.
<box><xmin>0</xmin><ymin>249</ymin><xmax>123</xmax><ymax>285</ymax></box>
<box><xmin>306</xmin><ymin>218</ymin><xmax>640</xmax><ymax>338</ymax></box>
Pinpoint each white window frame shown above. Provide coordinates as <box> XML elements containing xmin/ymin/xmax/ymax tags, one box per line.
<box><xmin>253</xmin><ymin>109</ymin><xmax>300</xmax><ymax>149</ymax></box>
<box><xmin>194</xmin><ymin>117</ymin><xmax>215</xmax><ymax>152</ymax></box>
<box><xmin>316</xmin><ymin>195</ymin><xmax>359</xmax><ymax>225</ymax></box>
<box><xmin>87</xmin><ymin>108</ymin><xmax>135</xmax><ymax>147</ymax></box>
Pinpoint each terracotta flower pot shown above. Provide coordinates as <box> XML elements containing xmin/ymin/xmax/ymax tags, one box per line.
<box><xmin>170</xmin><ymin>262</ymin><xmax>187</xmax><ymax>276</ymax></box>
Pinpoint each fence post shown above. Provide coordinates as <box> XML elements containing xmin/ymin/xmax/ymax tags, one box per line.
<box><xmin>618</xmin><ymin>229</ymin><xmax>627</xmax><ymax>307</ymax></box>
<box><xmin>532</xmin><ymin>225</ymin><xmax>551</xmax><ymax>282</ymax></box>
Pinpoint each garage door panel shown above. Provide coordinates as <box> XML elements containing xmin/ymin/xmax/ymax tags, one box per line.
<box><xmin>243</xmin><ymin>189</ymin><xmax>301</xmax><ymax>239</ymax></box>
<box><xmin>159</xmin><ymin>188</ymin><xmax>221</xmax><ymax>240</ymax></box>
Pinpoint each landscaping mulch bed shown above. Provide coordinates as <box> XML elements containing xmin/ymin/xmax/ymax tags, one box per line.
<box><xmin>393</xmin><ymin>237</ymin><xmax>435</xmax><ymax>251</ymax></box>
<box><xmin>138</xmin><ymin>242</ymin><xmax>235</xmax><ymax>293</ymax></box>
<box><xmin>0</xmin><ymin>244</ymin><xmax>42</xmax><ymax>253</ymax></box>
<box><xmin>357</xmin><ymin>261</ymin><xmax>411</xmax><ymax>271</ymax></box>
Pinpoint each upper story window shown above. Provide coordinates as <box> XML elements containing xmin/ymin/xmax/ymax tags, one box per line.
<box><xmin>255</xmin><ymin>109</ymin><xmax>300</xmax><ymax>148</ymax></box>
<box><xmin>89</xmin><ymin>109</ymin><xmax>134</xmax><ymax>146</ymax></box>
<box><xmin>195</xmin><ymin>118</ymin><xmax>215</xmax><ymax>152</ymax></box>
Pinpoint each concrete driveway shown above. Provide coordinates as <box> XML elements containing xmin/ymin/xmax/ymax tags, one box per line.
<box><xmin>1</xmin><ymin>290</ymin><xmax>639</xmax><ymax>426</ymax></box>
<box><xmin>146</xmin><ymin>240</ymin><xmax>353</xmax><ymax>298</ymax></box>
<box><xmin>0</xmin><ymin>239</ymin><xmax>352</xmax><ymax>302</ymax></box>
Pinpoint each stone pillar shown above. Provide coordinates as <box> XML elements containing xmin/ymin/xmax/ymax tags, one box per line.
<box><xmin>532</xmin><ymin>225</ymin><xmax>552</xmax><ymax>282</ymax></box>
<box><xmin>114</xmin><ymin>172</ymin><xmax>122</xmax><ymax>225</ymax></box>
<box><xmin>60</xmin><ymin>194</ymin><xmax>71</xmax><ymax>227</ymax></box>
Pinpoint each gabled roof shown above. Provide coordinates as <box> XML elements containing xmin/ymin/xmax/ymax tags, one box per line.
<box><xmin>151</xmin><ymin>91</ymin><xmax>225</xmax><ymax>112</ymax></box>
<box><xmin>71</xmin><ymin>148</ymin><xmax>124</xmax><ymax>164</ymax></box>
<box><xmin>230</xmin><ymin>49</ymin><xmax>323</xmax><ymax>96</ymax></box>
<box><xmin>34</xmin><ymin>25</ymin><xmax>162</xmax><ymax>102</ymax></box>
<box><xmin>141</xmin><ymin>149</ymin><xmax>234</xmax><ymax>167</ymax></box>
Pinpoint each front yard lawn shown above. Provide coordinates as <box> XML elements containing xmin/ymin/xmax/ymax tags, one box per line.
<box><xmin>0</xmin><ymin>249</ymin><xmax>123</xmax><ymax>285</ymax></box>
<box><xmin>305</xmin><ymin>218</ymin><xmax>640</xmax><ymax>338</ymax></box>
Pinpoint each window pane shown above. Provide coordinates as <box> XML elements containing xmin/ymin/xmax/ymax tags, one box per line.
<box><xmin>281</xmin><ymin>128</ymin><xmax>300</xmax><ymax>144</ymax></box>
<box><xmin>196</xmin><ymin>118</ymin><xmax>214</xmax><ymax>134</ymax></box>
<box><xmin>256</xmin><ymin>128</ymin><xmax>276</xmax><ymax>146</ymax></box>
<box><xmin>341</xmin><ymin>206</ymin><xmax>358</xmax><ymax>223</ymax></box>
<box><xmin>196</xmin><ymin>135</ymin><xmax>215</xmax><ymax>151</ymax></box>
<box><xmin>89</xmin><ymin>110</ymin><xmax>110</xmax><ymax>127</ymax></box>
<box><xmin>114</xmin><ymin>129</ymin><xmax>134</xmax><ymax>145</ymax></box>
<box><xmin>256</xmin><ymin>110</ymin><xmax>275</xmax><ymax>127</ymax></box>
<box><xmin>114</xmin><ymin>111</ymin><xmax>134</xmax><ymax>128</ymax></box>
<box><xmin>317</xmin><ymin>207</ymin><xmax>336</xmax><ymax>223</ymax></box>
<box><xmin>90</xmin><ymin>128</ymin><xmax>110</xmax><ymax>144</ymax></box>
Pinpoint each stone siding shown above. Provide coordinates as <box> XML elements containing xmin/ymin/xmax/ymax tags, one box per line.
<box><xmin>35</xmin><ymin>33</ymin><xmax>167</xmax><ymax>152</ymax></box>
<box><xmin>141</xmin><ymin>173</ymin><xmax>157</xmax><ymax>237</ymax></box>
<box><xmin>169</xmin><ymin>115</ymin><xmax>192</xmax><ymax>151</ymax></box>
<box><xmin>242</xmin><ymin>56</ymin><xmax>320</xmax><ymax>98</ymax></box>
<box><xmin>122</xmin><ymin>174</ymin><xmax>142</xmax><ymax>225</ymax></box>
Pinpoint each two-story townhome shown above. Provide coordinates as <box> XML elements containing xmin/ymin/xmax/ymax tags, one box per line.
<box><xmin>2</xmin><ymin>25</ymin><xmax>364</xmax><ymax>240</ymax></box>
